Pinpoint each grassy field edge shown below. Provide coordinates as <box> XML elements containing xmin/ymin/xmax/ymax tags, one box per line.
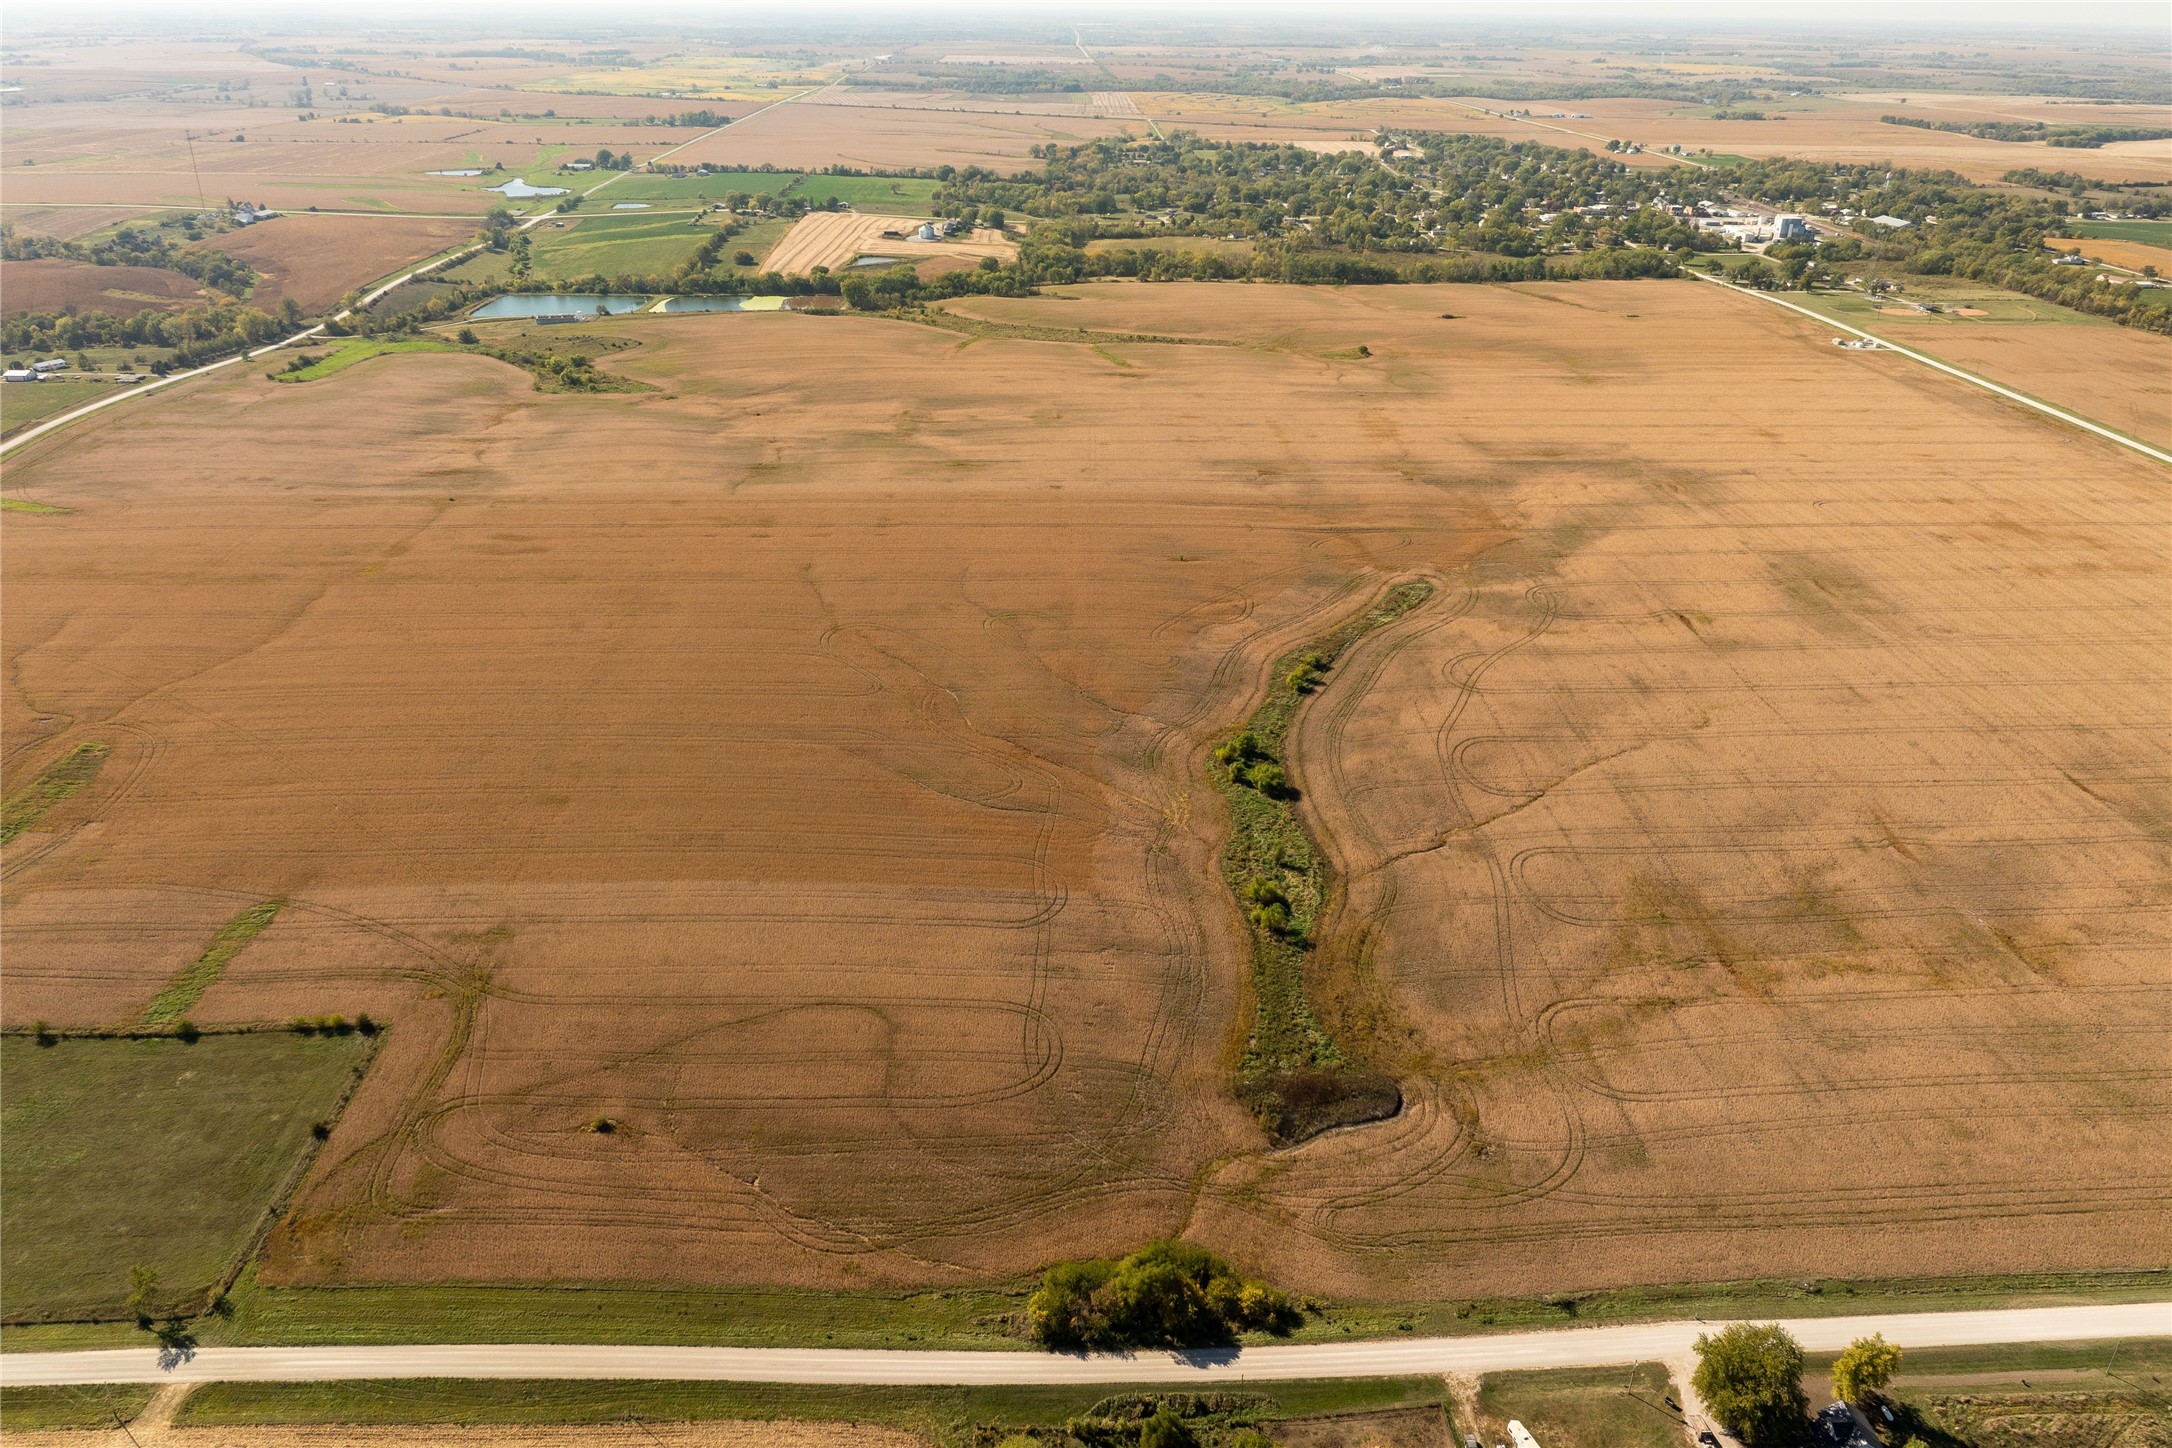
<box><xmin>4</xmin><ymin>1267</ymin><xmax>2164</xmax><ymax>1355</ymax></box>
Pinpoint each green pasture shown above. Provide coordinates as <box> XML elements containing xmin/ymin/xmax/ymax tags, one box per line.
<box><xmin>530</xmin><ymin>212</ymin><xmax>718</xmax><ymax>279</ymax></box>
<box><xmin>0</xmin><ymin>1033</ymin><xmax>373</xmax><ymax>1322</ymax></box>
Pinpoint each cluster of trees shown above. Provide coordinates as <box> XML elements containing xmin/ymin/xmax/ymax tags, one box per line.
<box><xmin>855</xmin><ymin>64</ymin><xmax>1093</xmax><ymax>94</ymax></box>
<box><xmin>2</xmin><ymin>217</ymin><xmax>257</xmax><ymax>297</ymax></box>
<box><xmin>839</xmin><ymin>257</ymin><xmax>1027</xmax><ymax>311</ymax></box>
<box><xmin>1</xmin><ymin>298</ymin><xmax>289</xmax><ymax>369</ymax></box>
<box><xmin>1026</xmin><ymin>1241</ymin><xmax>1300</xmax><ymax>1351</ymax></box>
<box><xmin>1694</xmin><ymin>1324</ymin><xmax>1905</xmax><ymax>1445</ymax></box>
<box><xmin>1010</xmin><ymin>228</ymin><xmax>1679</xmax><ymax>290</ymax></box>
<box><xmin>581</xmin><ymin>149</ymin><xmax>636</xmax><ymax>171</ymax></box>
<box><xmin>2003</xmin><ymin>166</ymin><xmax>2108</xmax><ymax>194</ymax></box>
<box><xmin>1881</xmin><ymin>114</ymin><xmax>2172</xmax><ymax>148</ymax></box>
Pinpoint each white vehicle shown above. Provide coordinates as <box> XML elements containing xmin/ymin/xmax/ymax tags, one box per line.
<box><xmin>1508</xmin><ymin>1421</ymin><xmax>1543</xmax><ymax>1448</ymax></box>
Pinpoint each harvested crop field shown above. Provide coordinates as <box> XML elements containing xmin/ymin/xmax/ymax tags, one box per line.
<box><xmin>1885</xmin><ymin>320</ymin><xmax>2172</xmax><ymax>450</ymax></box>
<box><xmin>2</xmin><ymin>280</ymin><xmax>2166</xmax><ymax>1301</ymax></box>
<box><xmin>762</xmin><ymin>211</ymin><xmax>1014</xmax><ymax>274</ymax></box>
<box><xmin>0</xmin><ymin>258</ymin><xmax>209</xmax><ymax>315</ymax></box>
<box><xmin>2047</xmin><ymin>236</ymin><xmax>2172</xmax><ymax>273</ymax></box>
<box><xmin>200</xmin><ymin>216</ymin><xmax>480</xmax><ymax>314</ymax></box>
<box><xmin>673</xmin><ymin>95</ymin><xmax>1128</xmax><ymax>173</ymax></box>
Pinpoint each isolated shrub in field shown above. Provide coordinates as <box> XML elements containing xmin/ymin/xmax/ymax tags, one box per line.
<box><xmin>1213</xmin><ymin>731</ymin><xmax>1262</xmax><ymax>768</ymax></box>
<box><xmin>1244</xmin><ymin>761</ymin><xmax>1287</xmax><ymax>795</ymax></box>
<box><xmin>1694</xmin><ymin>1322</ymin><xmax>1808</xmax><ymax>1445</ymax></box>
<box><xmin>1026</xmin><ymin>1241</ymin><xmax>1299</xmax><ymax>1350</ymax></box>
<box><xmin>1285</xmin><ymin>651</ymin><xmax>1329</xmax><ymax>693</ymax></box>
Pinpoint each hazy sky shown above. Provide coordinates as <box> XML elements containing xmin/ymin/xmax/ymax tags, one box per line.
<box><xmin>20</xmin><ymin>0</ymin><xmax>2171</xmax><ymax>29</ymax></box>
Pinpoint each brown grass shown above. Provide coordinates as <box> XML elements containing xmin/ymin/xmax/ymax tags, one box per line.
<box><xmin>3</xmin><ymin>279</ymin><xmax>2166</xmax><ymax>1302</ymax></box>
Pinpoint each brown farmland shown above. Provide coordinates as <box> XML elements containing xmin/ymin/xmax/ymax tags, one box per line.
<box><xmin>200</xmin><ymin>215</ymin><xmax>481</xmax><ymax>313</ymax></box>
<box><xmin>2</xmin><ymin>281</ymin><xmax>2166</xmax><ymax>1301</ymax></box>
<box><xmin>0</xmin><ymin>257</ymin><xmax>208</xmax><ymax>315</ymax></box>
<box><xmin>1877</xmin><ymin>319</ymin><xmax>2172</xmax><ymax>451</ymax></box>
<box><xmin>675</xmin><ymin>94</ymin><xmax>1130</xmax><ymax>173</ymax></box>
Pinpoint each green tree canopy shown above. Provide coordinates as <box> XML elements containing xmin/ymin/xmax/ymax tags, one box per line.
<box><xmin>1025</xmin><ymin>1240</ymin><xmax>1298</xmax><ymax>1350</ymax></box>
<box><xmin>1694</xmin><ymin>1322</ymin><xmax>1809</xmax><ymax>1445</ymax></box>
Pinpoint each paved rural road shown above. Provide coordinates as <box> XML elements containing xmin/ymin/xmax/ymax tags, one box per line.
<box><xmin>4</xmin><ymin>1303</ymin><xmax>2165</xmax><ymax>1387</ymax></box>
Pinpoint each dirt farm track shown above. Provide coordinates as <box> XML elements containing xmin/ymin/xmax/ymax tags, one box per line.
<box><xmin>2</xmin><ymin>280</ymin><xmax>2167</xmax><ymax>1300</ymax></box>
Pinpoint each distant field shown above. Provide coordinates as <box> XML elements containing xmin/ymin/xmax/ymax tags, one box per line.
<box><xmin>599</xmin><ymin>169</ymin><xmax>804</xmax><ymax>201</ymax></box>
<box><xmin>598</xmin><ymin>170</ymin><xmax>940</xmax><ymax>209</ymax></box>
<box><xmin>0</xmin><ymin>257</ymin><xmax>205</xmax><ymax>316</ymax></box>
<box><xmin>793</xmin><ymin>174</ymin><xmax>941</xmax><ymax>208</ymax></box>
<box><xmin>2064</xmin><ymin>218</ymin><xmax>2172</xmax><ymax>246</ymax></box>
<box><xmin>2046</xmin><ymin>235</ymin><xmax>2172</xmax><ymax>272</ymax></box>
<box><xmin>531</xmin><ymin>211</ymin><xmax>719</xmax><ymax>280</ymax></box>
<box><xmin>202</xmin><ymin>214</ymin><xmax>482</xmax><ymax>314</ymax></box>
<box><xmin>0</xmin><ymin>1034</ymin><xmax>372</xmax><ymax>1321</ymax></box>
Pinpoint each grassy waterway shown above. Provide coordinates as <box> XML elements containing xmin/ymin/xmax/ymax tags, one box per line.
<box><xmin>1213</xmin><ymin>579</ymin><xmax>1434</xmax><ymax>1144</ymax></box>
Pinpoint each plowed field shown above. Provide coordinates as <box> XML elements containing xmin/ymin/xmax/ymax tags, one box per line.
<box><xmin>3</xmin><ymin>280</ymin><xmax>2165</xmax><ymax>1300</ymax></box>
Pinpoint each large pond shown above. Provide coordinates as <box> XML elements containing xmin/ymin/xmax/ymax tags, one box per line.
<box><xmin>486</xmin><ymin>178</ymin><xmax>570</xmax><ymax>198</ymax></box>
<box><xmin>471</xmin><ymin>294</ymin><xmax>655</xmax><ymax>319</ymax></box>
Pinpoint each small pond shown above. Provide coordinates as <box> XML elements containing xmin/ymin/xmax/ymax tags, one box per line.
<box><xmin>486</xmin><ymin>178</ymin><xmax>570</xmax><ymax>198</ymax></box>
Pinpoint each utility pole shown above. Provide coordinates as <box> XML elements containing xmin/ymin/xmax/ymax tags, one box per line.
<box><xmin>183</xmin><ymin>131</ymin><xmax>207</xmax><ymax>208</ymax></box>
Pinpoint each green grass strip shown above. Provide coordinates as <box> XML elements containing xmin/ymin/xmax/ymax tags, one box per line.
<box><xmin>0</xmin><ymin>498</ymin><xmax>72</xmax><ymax>514</ymax></box>
<box><xmin>175</xmin><ymin>1375</ymin><xmax>1445</xmax><ymax>1443</ymax></box>
<box><xmin>0</xmin><ymin>742</ymin><xmax>108</xmax><ymax>845</ymax></box>
<box><xmin>270</xmin><ymin>337</ymin><xmax>457</xmax><ymax>383</ymax></box>
<box><xmin>0</xmin><ymin>1384</ymin><xmax>156</xmax><ymax>1431</ymax></box>
<box><xmin>1213</xmin><ymin>580</ymin><xmax>1434</xmax><ymax>1075</ymax></box>
<box><xmin>141</xmin><ymin>898</ymin><xmax>287</xmax><ymax>1028</ymax></box>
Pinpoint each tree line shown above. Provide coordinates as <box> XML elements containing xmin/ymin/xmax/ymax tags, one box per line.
<box><xmin>3</xmin><ymin>217</ymin><xmax>257</xmax><ymax>298</ymax></box>
<box><xmin>1881</xmin><ymin>115</ymin><xmax>2172</xmax><ymax>148</ymax></box>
